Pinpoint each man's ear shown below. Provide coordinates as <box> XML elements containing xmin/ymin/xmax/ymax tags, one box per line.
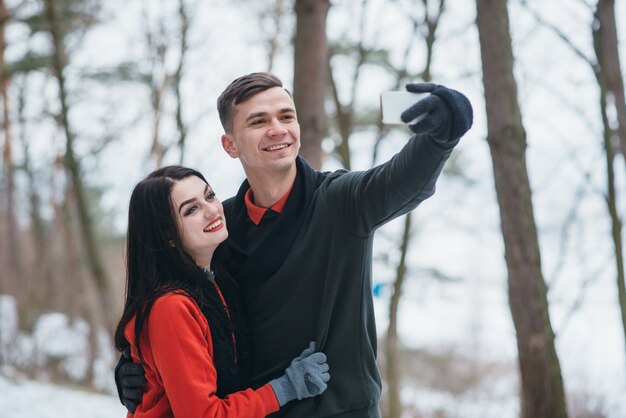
<box><xmin>221</xmin><ymin>134</ymin><xmax>239</xmax><ymax>159</ymax></box>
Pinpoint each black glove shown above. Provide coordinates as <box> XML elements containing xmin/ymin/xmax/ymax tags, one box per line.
<box><xmin>114</xmin><ymin>347</ymin><xmax>146</xmax><ymax>413</ymax></box>
<box><xmin>401</xmin><ymin>83</ymin><xmax>473</xmax><ymax>146</ymax></box>
<box><xmin>269</xmin><ymin>341</ymin><xmax>331</xmax><ymax>406</ymax></box>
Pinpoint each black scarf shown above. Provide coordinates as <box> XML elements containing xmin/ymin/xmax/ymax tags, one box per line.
<box><xmin>197</xmin><ymin>267</ymin><xmax>251</xmax><ymax>398</ymax></box>
<box><xmin>222</xmin><ymin>156</ymin><xmax>320</xmax><ymax>285</ymax></box>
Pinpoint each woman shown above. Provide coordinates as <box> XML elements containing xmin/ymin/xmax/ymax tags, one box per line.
<box><xmin>114</xmin><ymin>166</ymin><xmax>329</xmax><ymax>417</ymax></box>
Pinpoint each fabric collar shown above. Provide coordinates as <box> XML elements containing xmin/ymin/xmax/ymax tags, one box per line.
<box><xmin>244</xmin><ymin>186</ymin><xmax>292</xmax><ymax>225</ymax></box>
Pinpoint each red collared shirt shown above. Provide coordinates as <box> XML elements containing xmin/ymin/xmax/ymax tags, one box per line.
<box><xmin>244</xmin><ymin>187</ymin><xmax>292</xmax><ymax>225</ymax></box>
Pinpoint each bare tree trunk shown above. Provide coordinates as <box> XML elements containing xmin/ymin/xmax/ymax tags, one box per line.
<box><xmin>592</xmin><ymin>1</ymin><xmax>626</xmax><ymax>361</ymax></box>
<box><xmin>150</xmin><ymin>71</ymin><xmax>165</xmax><ymax>168</ymax></box>
<box><xmin>386</xmin><ymin>213</ymin><xmax>411</xmax><ymax>418</ymax></box>
<box><xmin>475</xmin><ymin>1</ymin><xmax>567</xmax><ymax>418</ymax></box>
<box><xmin>44</xmin><ymin>0</ymin><xmax>113</xmax><ymax>329</ymax></box>
<box><xmin>327</xmin><ymin>0</ymin><xmax>381</xmax><ymax>171</ymax></box>
<box><xmin>16</xmin><ymin>79</ymin><xmax>55</xmax><ymax>319</ymax></box>
<box><xmin>142</xmin><ymin>3</ymin><xmax>168</xmax><ymax>169</ymax></box>
<box><xmin>594</xmin><ymin>0</ymin><xmax>626</xmax><ymax>159</ymax></box>
<box><xmin>0</xmin><ymin>0</ymin><xmax>20</xmax><ymax>297</ymax></box>
<box><xmin>174</xmin><ymin>0</ymin><xmax>189</xmax><ymax>164</ymax></box>
<box><xmin>327</xmin><ymin>64</ymin><xmax>352</xmax><ymax>170</ymax></box>
<box><xmin>293</xmin><ymin>0</ymin><xmax>329</xmax><ymax>170</ymax></box>
<box><xmin>522</xmin><ymin>0</ymin><xmax>626</xmax><ymax>376</ymax></box>
<box><xmin>596</xmin><ymin>70</ymin><xmax>626</xmax><ymax>366</ymax></box>
<box><xmin>52</xmin><ymin>162</ymin><xmax>81</xmax><ymax>317</ymax></box>
<box><xmin>326</xmin><ymin>0</ymin><xmax>371</xmax><ymax>171</ymax></box>
<box><xmin>419</xmin><ymin>0</ymin><xmax>445</xmax><ymax>82</ymax></box>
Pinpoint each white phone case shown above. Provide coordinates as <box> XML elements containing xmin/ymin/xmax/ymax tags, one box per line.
<box><xmin>380</xmin><ymin>91</ymin><xmax>428</xmax><ymax>125</ymax></box>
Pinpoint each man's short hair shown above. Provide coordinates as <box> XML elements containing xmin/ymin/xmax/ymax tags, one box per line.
<box><xmin>217</xmin><ymin>72</ymin><xmax>284</xmax><ymax>133</ymax></box>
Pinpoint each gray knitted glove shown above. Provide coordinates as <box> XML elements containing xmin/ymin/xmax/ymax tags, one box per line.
<box><xmin>114</xmin><ymin>347</ymin><xmax>146</xmax><ymax>412</ymax></box>
<box><xmin>401</xmin><ymin>83</ymin><xmax>473</xmax><ymax>146</ymax></box>
<box><xmin>269</xmin><ymin>341</ymin><xmax>331</xmax><ymax>406</ymax></box>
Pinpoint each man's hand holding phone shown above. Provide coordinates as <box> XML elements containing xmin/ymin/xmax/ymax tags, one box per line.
<box><xmin>382</xmin><ymin>83</ymin><xmax>473</xmax><ymax>145</ymax></box>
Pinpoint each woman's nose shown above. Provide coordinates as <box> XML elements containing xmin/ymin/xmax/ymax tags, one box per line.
<box><xmin>203</xmin><ymin>202</ymin><xmax>219</xmax><ymax>217</ymax></box>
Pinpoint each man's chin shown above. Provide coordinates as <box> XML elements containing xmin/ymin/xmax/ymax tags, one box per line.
<box><xmin>268</xmin><ymin>151</ymin><xmax>297</xmax><ymax>164</ymax></box>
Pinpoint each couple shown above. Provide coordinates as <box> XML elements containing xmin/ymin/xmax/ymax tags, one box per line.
<box><xmin>115</xmin><ymin>72</ymin><xmax>473</xmax><ymax>417</ymax></box>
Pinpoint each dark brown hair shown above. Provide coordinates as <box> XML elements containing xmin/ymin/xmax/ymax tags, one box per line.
<box><xmin>217</xmin><ymin>72</ymin><xmax>284</xmax><ymax>132</ymax></box>
<box><xmin>114</xmin><ymin>165</ymin><xmax>250</xmax><ymax>397</ymax></box>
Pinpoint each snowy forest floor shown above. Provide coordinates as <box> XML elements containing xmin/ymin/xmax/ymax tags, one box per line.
<box><xmin>0</xmin><ymin>373</ymin><xmax>125</xmax><ymax>418</ymax></box>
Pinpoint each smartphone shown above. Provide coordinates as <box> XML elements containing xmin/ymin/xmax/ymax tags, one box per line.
<box><xmin>380</xmin><ymin>91</ymin><xmax>428</xmax><ymax>125</ymax></box>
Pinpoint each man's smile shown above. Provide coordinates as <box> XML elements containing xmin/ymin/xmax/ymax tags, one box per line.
<box><xmin>264</xmin><ymin>143</ymin><xmax>290</xmax><ymax>152</ymax></box>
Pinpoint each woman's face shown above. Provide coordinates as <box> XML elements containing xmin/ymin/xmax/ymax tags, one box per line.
<box><xmin>169</xmin><ymin>175</ymin><xmax>228</xmax><ymax>267</ymax></box>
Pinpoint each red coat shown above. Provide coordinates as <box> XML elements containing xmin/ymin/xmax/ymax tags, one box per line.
<box><xmin>124</xmin><ymin>291</ymin><xmax>279</xmax><ymax>417</ymax></box>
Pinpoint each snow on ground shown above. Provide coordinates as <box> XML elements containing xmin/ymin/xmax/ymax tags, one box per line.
<box><xmin>0</xmin><ymin>374</ymin><xmax>125</xmax><ymax>418</ymax></box>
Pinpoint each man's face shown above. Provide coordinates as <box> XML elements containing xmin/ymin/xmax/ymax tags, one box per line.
<box><xmin>221</xmin><ymin>87</ymin><xmax>301</xmax><ymax>178</ymax></box>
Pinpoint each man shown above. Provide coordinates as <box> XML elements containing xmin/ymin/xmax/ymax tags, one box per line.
<box><xmin>117</xmin><ymin>72</ymin><xmax>472</xmax><ymax>417</ymax></box>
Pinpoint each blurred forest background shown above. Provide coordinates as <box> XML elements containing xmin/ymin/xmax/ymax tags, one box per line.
<box><xmin>0</xmin><ymin>0</ymin><xmax>625</xmax><ymax>417</ymax></box>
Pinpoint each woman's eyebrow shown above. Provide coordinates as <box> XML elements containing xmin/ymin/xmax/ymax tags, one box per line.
<box><xmin>178</xmin><ymin>184</ymin><xmax>209</xmax><ymax>213</ymax></box>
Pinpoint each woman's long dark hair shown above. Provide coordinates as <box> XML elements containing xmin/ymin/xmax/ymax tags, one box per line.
<box><xmin>114</xmin><ymin>166</ymin><xmax>250</xmax><ymax>397</ymax></box>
